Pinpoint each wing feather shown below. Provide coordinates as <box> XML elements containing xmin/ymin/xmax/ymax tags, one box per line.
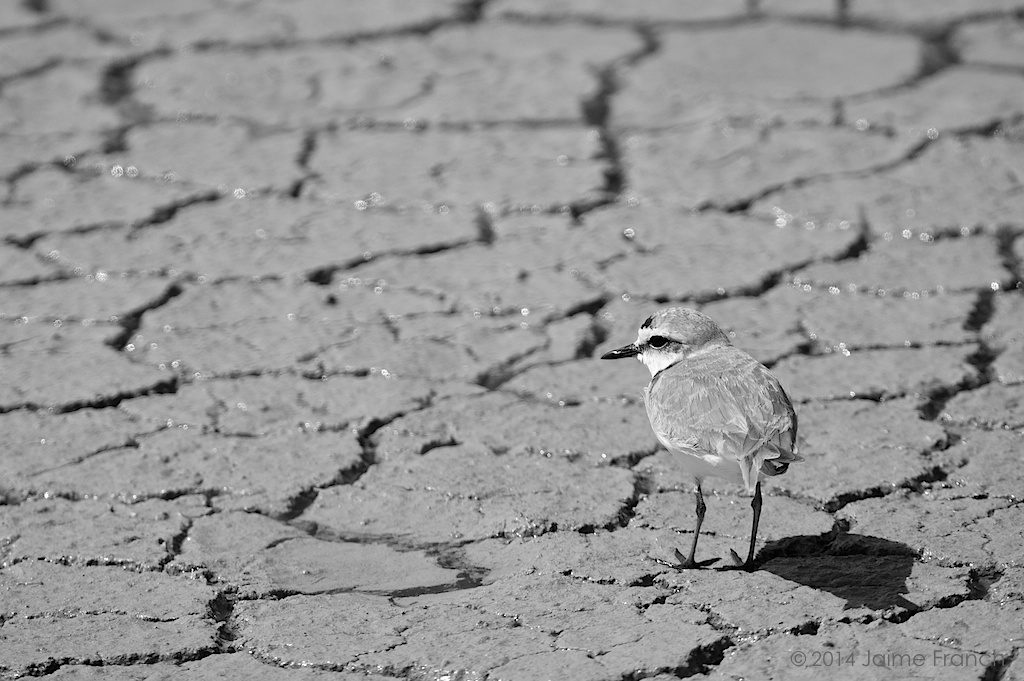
<box><xmin>643</xmin><ymin>347</ymin><xmax>799</xmax><ymax>482</ymax></box>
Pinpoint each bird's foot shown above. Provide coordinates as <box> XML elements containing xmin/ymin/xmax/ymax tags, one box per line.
<box><xmin>717</xmin><ymin>548</ymin><xmax>757</xmax><ymax>572</ymax></box>
<box><xmin>671</xmin><ymin>548</ymin><xmax>719</xmax><ymax>569</ymax></box>
<box><xmin>648</xmin><ymin>549</ymin><xmax>721</xmax><ymax>569</ymax></box>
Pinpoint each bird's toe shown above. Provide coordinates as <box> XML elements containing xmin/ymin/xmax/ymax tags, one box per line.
<box><xmin>673</xmin><ymin>548</ymin><xmax>719</xmax><ymax>569</ymax></box>
<box><xmin>717</xmin><ymin>549</ymin><xmax>758</xmax><ymax>572</ymax></box>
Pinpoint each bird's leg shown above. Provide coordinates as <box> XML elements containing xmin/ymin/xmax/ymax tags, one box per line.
<box><xmin>744</xmin><ymin>481</ymin><xmax>763</xmax><ymax>568</ymax></box>
<box><xmin>687</xmin><ymin>483</ymin><xmax>707</xmax><ymax>564</ymax></box>
<box><xmin>674</xmin><ymin>482</ymin><xmax>716</xmax><ymax>569</ymax></box>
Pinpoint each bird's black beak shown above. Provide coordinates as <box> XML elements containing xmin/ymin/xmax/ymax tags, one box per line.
<box><xmin>601</xmin><ymin>343</ymin><xmax>640</xmax><ymax>360</ymax></box>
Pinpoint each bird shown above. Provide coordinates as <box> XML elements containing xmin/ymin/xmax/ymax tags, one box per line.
<box><xmin>601</xmin><ymin>307</ymin><xmax>800</xmax><ymax>569</ymax></box>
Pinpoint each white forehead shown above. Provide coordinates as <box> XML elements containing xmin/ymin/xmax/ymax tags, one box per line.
<box><xmin>635</xmin><ymin>326</ymin><xmax>659</xmax><ymax>343</ymax></box>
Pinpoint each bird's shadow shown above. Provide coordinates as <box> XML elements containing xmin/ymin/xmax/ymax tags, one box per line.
<box><xmin>753</xmin><ymin>523</ymin><xmax>919</xmax><ymax>612</ymax></box>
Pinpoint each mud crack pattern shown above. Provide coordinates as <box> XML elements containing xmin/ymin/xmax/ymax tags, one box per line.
<box><xmin>2</xmin><ymin>1</ymin><xmax>1024</xmax><ymax>679</ymax></box>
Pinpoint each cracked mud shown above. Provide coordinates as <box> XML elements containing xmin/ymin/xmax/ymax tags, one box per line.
<box><xmin>2</xmin><ymin>1</ymin><xmax>1024</xmax><ymax>679</ymax></box>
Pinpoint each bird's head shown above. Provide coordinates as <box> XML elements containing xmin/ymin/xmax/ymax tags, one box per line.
<box><xmin>601</xmin><ymin>307</ymin><xmax>731</xmax><ymax>376</ymax></box>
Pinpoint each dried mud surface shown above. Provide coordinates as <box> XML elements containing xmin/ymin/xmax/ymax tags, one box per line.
<box><xmin>2</xmin><ymin>1</ymin><xmax>1024</xmax><ymax>679</ymax></box>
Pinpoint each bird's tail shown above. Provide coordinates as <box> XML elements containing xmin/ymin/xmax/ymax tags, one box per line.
<box><xmin>753</xmin><ymin>431</ymin><xmax>800</xmax><ymax>476</ymax></box>
<box><xmin>760</xmin><ymin>458</ymin><xmax>791</xmax><ymax>476</ymax></box>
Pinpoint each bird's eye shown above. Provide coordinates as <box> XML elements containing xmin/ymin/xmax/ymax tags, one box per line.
<box><xmin>648</xmin><ymin>335</ymin><xmax>669</xmax><ymax>348</ymax></box>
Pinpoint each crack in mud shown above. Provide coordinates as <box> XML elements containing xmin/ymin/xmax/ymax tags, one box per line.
<box><xmin>0</xmin><ymin>377</ymin><xmax>178</xmax><ymax>416</ymax></box>
<box><xmin>3</xmin><ymin>4</ymin><xmax>1024</xmax><ymax>678</ymax></box>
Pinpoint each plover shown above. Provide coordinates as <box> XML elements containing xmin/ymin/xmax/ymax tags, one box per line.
<box><xmin>602</xmin><ymin>307</ymin><xmax>800</xmax><ymax>569</ymax></box>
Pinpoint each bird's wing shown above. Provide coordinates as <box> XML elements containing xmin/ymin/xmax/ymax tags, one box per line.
<box><xmin>644</xmin><ymin>351</ymin><xmax>799</xmax><ymax>476</ymax></box>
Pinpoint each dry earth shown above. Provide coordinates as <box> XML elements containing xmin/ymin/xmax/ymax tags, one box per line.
<box><xmin>2</xmin><ymin>1</ymin><xmax>1024</xmax><ymax>679</ymax></box>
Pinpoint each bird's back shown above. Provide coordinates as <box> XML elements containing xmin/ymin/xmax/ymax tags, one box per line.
<box><xmin>643</xmin><ymin>345</ymin><xmax>799</xmax><ymax>490</ymax></box>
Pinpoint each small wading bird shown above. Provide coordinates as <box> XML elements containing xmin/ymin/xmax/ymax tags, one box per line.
<box><xmin>602</xmin><ymin>307</ymin><xmax>800</xmax><ymax>569</ymax></box>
